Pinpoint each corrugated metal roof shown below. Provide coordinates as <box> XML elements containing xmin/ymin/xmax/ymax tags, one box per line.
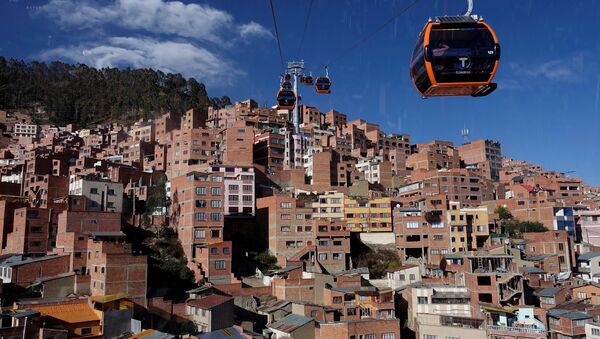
<box><xmin>29</xmin><ymin>301</ymin><xmax>100</xmax><ymax>324</ymax></box>
<box><xmin>267</xmin><ymin>314</ymin><xmax>313</xmax><ymax>333</ymax></box>
<box><xmin>577</xmin><ymin>252</ymin><xmax>600</xmax><ymax>261</ymax></box>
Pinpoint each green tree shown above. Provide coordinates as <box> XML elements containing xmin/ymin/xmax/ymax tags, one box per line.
<box><xmin>0</xmin><ymin>56</ymin><xmax>218</xmax><ymax>127</ymax></box>
<box><xmin>254</xmin><ymin>251</ymin><xmax>280</xmax><ymax>272</ymax></box>
<box><xmin>496</xmin><ymin>206</ymin><xmax>513</xmax><ymax>221</ymax></box>
<box><xmin>504</xmin><ymin>219</ymin><xmax>548</xmax><ymax>237</ymax></box>
<box><xmin>356</xmin><ymin>248</ymin><xmax>401</xmax><ymax>278</ymax></box>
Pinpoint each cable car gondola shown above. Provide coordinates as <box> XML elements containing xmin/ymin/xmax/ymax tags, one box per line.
<box><xmin>315</xmin><ymin>76</ymin><xmax>331</xmax><ymax>94</ymax></box>
<box><xmin>315</xmin><ymin>67</ymin><xmax>331</xmax><ymax>94</ymax></box>
<box><xmin>281</xmin><ymin>81</ymin><xmax>292</xmax><ymax>90</ymax></box>
<box><xmin>304</xmin><ymin>75</ymin><xmax>313</xmax><ymax>86</ymax></box>
<box><xmin>410</xmin><ymin>14</ymin><xmax>500</xmax><ymax>98</ymax></box>
<box><xmin>276</xmin><ymin>88</ymin><xmax>296</xmax><ymax>110</ymax></box>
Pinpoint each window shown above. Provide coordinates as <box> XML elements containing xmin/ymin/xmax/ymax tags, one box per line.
<box><xmin>424</xmin><ymin>335</ymin><xmax>438</xmax><ymax>339</ymax></box>
<box><xmin>382</xmin><ymin>334</ymin><xmax>395</xmax><ymax>339</ymax></box>
<box><xmin>281</xmin><ymin>214</ymin><xmax>291</xmax><ymax>220</ymax></box>
<box><xmin>107</xmin><ymin>189</ymin><xmax>115</xmax><ymax>195</ymax></box>
<box><xmin>195</xmin><ymin>213</ymin><xmax>206</xmax><ymax>221</ymax></box>
<box><xmin>574</xmin><ymin>319</ymin><xmax>588</xmax><ymax>327</ymax></box>
<box><xmin>196</xmin><ymin>200</ymin><xmax>206</xmax><ymax>208</ymax></box>
<box><xmin>407</xmin><ymin>222</ymin><xmax>419</xmax><ymax>229</ymax></box>
<box><xmin>319</xmin><ymin>253</ymin><xmax>327</xmax><ymax>260</ymax></box>
<box><xmin>81</xmin><ymin>328</ymin><xmax>92</xmax><ymax>335</ymax></box>
<box><xmin>243</xmin><ymin>185</ymin><xmax>253</xmax><ymax>192</ymax></box>
<box><xmin>319</xmin><ymin>240</ymin><xmax>329</xmax><ymax>246</ymax></box>
<box><xmin>211</xmin><ymin>187</ymin><xmax>221</xmax><ymax>195</ymax></box>
<box><xmin>211</xmin><ymin>230</ymin><xmax>220</xmax><ymax>238</ymax></box>
<box><xmin>409</xmin><ymin>274</ymin><xmax>415</xmax><ymax>280</ymax></box>
<box><xmin>477</xmin><ymin>276</ymin><xmax>492</xmax><ymax>286</ymax></box>
<box><xmin>215</xmin><ymin>260</ymin><xmax>226</xmax><ymax>270</ymax></box>
<box><xmin>210</xmin><ymin>247</ymin><xmax>218</xmax><ymax>254</ymax></box>
<box><xmin>592</xmin><ymin>328</ymin><xmax>600</xmax><ymax>336</ymax></box>
<box><xmin>229</xmin><ymin>184</ymin><xmax>239</xmax><ymax>190</ymax></box>
<box><xmin>310</xmin><ymin>310</ymin><xmax>318</xmax><ymax>318</ymax></box>
<box><xmin>223</xmin><ymin>247</ymin><xmax>230</xmax><ymax>254</ymax></box>
<box><xmin>446</xmin><ymin>337</ymin><xmax>459</xmax><ymax>339</ymax></box>
<box><xmin>194</xmin><ymin>229</ymin><xmax>205</xmax><ymax>239</ymax></box>
<box><xmin>332</xmin><ymin>296</ymin><xmax>342</xmax><ymax>303</ymax></box>
<box><xmin>211</xmin><ymin>200</ymin><xmax>221</xmax><ymax>208</ymax></box>
<box><xmin>242</xmin><ymin>195</ymin><xmax>253</xmax><ymax>202</ymax></box>
<box><xmin>364</xmin><ymin>335</ymin><xmax>376</xmax><ymax>339</ymax></box>
<box><xmin>196</xmin><ymin>187</ymin><xmax>206</xmax><ymax>195</ymax></box>
<box><xmin>333</xmin><ymin>240</ymin><xmax>342</xmax><ymax>246</ymax></box>
<box><xmin>211</xmin><ymin>212</ymin><xmax>221</xmax><ymax>221</ymax></box>
<box><xmin>229</xmin><ymin>195</ymin><xmax>239</xmax><ymax>201</ymax></box>
<box><xmin>30</xmin><ymin>226</ymin><xmax>42</xmax><ymax>233</ymax></box>
<box><xmin>433</xmin><ymin>235</ymin><xmax>443</xmax><ymax>240</ymax></box>
<box><xmin>296</xmin><ymin>214</ymin><xmax>304</xmax><ymax>220</ymax></box>
<box><xmin>281</xmin><ymin>226</ymin><xmax>290</xmax><ymax>232</ymax></box>
<box><xmin>399</xmin><ymin>274</ymin><xmax>405</xmax><ymax>281</ymax></box>
<box><xmin>418</xmin><ymin>297</ymin><xmax>428</xmax><ymax>304</ymax></box>
<box><xmin>281</xmin><ymin>202</ymin><xmax>292</xmax><ymax>208</ymax></box>
<box><xmin>333</xmin><ymin>253</ymin><xmax>342</xmax><ymax>260</ymax></box>
<box><xmin>90</xmin><ymin>188</ymin><xmax>98</xmax><ymax>194</ymax></box>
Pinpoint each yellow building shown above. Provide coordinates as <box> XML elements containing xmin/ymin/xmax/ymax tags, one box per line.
<box><xmin>447</xmin><ymin>201</ymin><xmax>492</xmax><ymax>252</ymax></box>
<box><xmin>344</xmin><ymin>196</ymin><xmax>392</xmax><ymax>232</ymax></box>
<box><xmin>310</xmin><ymin>191</ymin><xmax>345</xmax><ymax>221</ymax></box>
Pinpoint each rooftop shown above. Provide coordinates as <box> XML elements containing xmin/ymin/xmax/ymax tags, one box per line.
<box><xmin>187</xmin><ymin>294</ymin><xmax>233</xmax><ymax>309</ymax></box>
<box><xmin>535</xmin><ymin>287</ymin><xmax>561</xmax><ymax>298</ymax></box>
<box><xmin>577</xmin><ymin>252</ymin><xmax>600</xmax><ymax>261</ymax></box>
<box><xmin>0</xmin><ymin>254</ymin><xmax>69</xmax><ymax>267</ymax></box>
<box><xmin>267</xmin><ymin>314</ymin><xmax>313</xmax><ymax>333</ymax></box>
<box><xmin>28</xmin><ymin>301</ymin><xmax>100</xmax><ymax>323</ymax></box>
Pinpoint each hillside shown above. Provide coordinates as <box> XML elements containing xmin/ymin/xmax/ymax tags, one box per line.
<box><xmin>0</xmin><ymin>56</ymin><xmax>228</xmax><ymax>127</ymax></box>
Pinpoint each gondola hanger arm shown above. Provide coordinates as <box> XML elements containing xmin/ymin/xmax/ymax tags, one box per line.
<box><xmin>464</xmin><ymin>0</ymin><xmax>473</xmax><ymax>16</ymax></box>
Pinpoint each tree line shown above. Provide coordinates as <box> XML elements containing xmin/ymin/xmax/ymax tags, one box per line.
<box><xmin>0</xmin><ymin>56</ymin><xmax>231</xmax><ymax>127</ymax></box>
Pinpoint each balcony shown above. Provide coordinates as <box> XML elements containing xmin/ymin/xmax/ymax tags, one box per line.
<box><xmin>487</xmin><ymin>325</ymin><xmax>547</xmax><ymax>338</ymax></box>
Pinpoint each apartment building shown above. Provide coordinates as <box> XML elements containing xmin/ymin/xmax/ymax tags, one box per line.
<box><xmin>457</xmin><ymin>139</ymin><xmax>502</xmax><ymax>181</ymax></box>
<box><xmin>345</xmin><ymin>197</ymin><xmax>392</xmax><ymax>232</ymax></box>
<box><xmin>170</xmin><ymin>171</ymin><xmax>227</xmax><ymax>281</ymax></box>
<box><xmin>69</xmin><ymin>175</ymin><xmax>124</xmax><ymax>212</ymax></box>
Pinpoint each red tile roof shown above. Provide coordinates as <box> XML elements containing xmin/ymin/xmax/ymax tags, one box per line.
<box><xmin>186</xmin><ymin>294</ymin><xmax>232</xmax><ymax>309</ymax></box>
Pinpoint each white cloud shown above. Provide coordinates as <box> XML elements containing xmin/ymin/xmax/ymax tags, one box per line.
<box><xmin>239</xmin><ymin>22</ymin><xmax>274</xmax><ymax>41</ymax></box>
<box><xmin>509</xmin><ymin>55</ymin><xmax>585</xmax><ymax>83</ymax></box>
<box><xmin>40</xmin><ymin>37</ymin><xmax>244</xmax><ymax>87</ymax></box>
<box><xmin>40</xmin><ymin>0</ymin><xmax>271</xmax><ymax>44</ymax></box>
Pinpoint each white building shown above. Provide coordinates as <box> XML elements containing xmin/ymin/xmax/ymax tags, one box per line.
<box><xmin>577</xmin><ymin>210</ymin><xmax>600</xmax><ymax>246</ymax></box>
<box><xmin>586</xmin><ymin>321</ymin><xmax>600</xmax><ymax>339</ymax></box>
<box><xmin>356</xmin><ymin>156</ymin><xmax>384</xmax><ymax>184</ymax></box>
<box><xmin>13</xmin><ymin>123</ymin><xmax>38</xmax><ymax>137</ymax></box>
<box><xmin>386</xmin><ymin>264</ymin><xmax>421</xmax><ymax>290</ymax></box>
<box><xmin>209</xmin><ymin>166</ymin><xmax>255</xmax><ymax>216</ymax></box>
<box><xmin>69</xmin><ymin>175</ymin><xmax>124</xmax><ymax>212</ymax></box>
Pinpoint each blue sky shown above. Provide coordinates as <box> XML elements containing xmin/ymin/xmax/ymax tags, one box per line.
<box><xmin>1</xmin><ymin>0</ymin><xmax>599</xmax><ymax>185</ymax></box>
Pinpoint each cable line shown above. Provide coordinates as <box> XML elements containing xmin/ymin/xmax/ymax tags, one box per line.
<box><xmin>297</xmin><ymin>0</ymin><xmax>314</xmax><ymax>56</ymax></box>
<box><xmin>269</xmin><ymin>0</ymin><xmax>286</xmax><ymax>71</ymax></box>
<box><xmin>326</xmin><ymin>0</ymin><xmax>422</xmax><ymax>66</ymax></box>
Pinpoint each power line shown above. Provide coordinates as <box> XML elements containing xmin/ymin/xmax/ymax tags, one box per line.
<box><xmin>297</xmin><ymin>0</ymin><xmax>314</xmax><ymax>56</ymax></box>
<box><xmin>326</xmin><ymin>0</ymin><xmax>422</xmax><ymax>66</ymax></box>
<box><xmin>268</xmin><ymin>0</ymin><xmax>285</xmax><ymax>71</ymax></box>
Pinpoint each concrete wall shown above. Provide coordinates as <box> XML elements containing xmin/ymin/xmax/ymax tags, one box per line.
<box><xmin>360</xmin><ymin>232</ymin><xmax>395</xmax><ymax>245</ymax></box>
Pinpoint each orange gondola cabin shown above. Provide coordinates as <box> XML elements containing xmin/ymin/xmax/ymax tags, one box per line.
<box><xmin>276</xmin><ymin>88</ymin><xmax>296</xmax><ymax>110</ymax></box>
<box><xmin>410</xmin><ymin>16</ymin><xmax>500</xmax><ymax>98</ymax></box>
